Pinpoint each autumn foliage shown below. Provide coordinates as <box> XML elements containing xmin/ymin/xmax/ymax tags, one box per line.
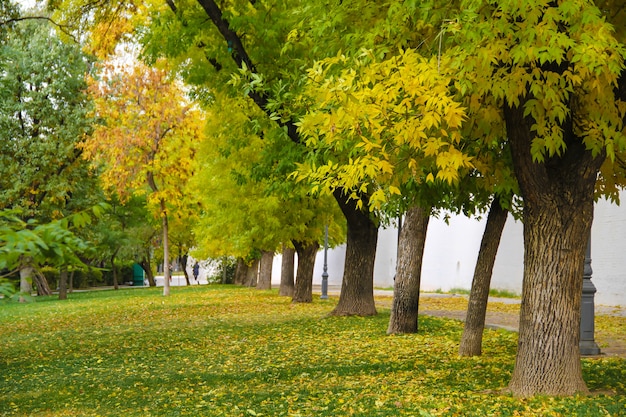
<box><xmin>81</xmin><ymin>60</ymin><xmax>204</xmax><ymax>295</ymax></box>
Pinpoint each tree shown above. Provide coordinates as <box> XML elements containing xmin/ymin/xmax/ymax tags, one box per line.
<box><xmin>279</xmin><ymin>245</ymin><xmax>295</xmax><ymax>297</ymax></box>
<box><xmin>82</xmin><ymin>60</ymin><xmax>204</xmax><ymax>296</ymax></box>
<box><xmin>188</xmin><ymin>91</ymin><xmax>344</xmax><ymax>302</ymax></box>
<box><xmin>257</xmin><ymin>251</ymin><xmax>273</xmax><ymax>290</ymax></box>
<box><xmin>298</xmin><ymin>49</ymin><xmax>471</xmax><ymax>324</ymax></box>
<box><xmin>459</xmin><ymin>198</ymin><xmax>509</xmax><ymax>355</ymax></box>
<box><xmin>0</xmin><ymin>15</ymin><xmax>98</xmax><ymax>295</ymax></box>
<box><xmin>138</xmin><ymin>0</ymin><xmax>378</xmax><ymax>314</ymax></box>
<box><xmin>449</xmin><ymin>0</ymin><xmax>626</xmax><ymax>396</ymax></box>
<box><xmin>0</xmin><ymin>206</ymin><xmax>103</xmax><ymax>301</ymax></box>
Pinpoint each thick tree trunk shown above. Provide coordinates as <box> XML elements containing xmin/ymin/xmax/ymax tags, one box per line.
<box><xmin>234</xmin><ymin>257</ymin><xmax>247</xmax><ymax>285</ymax></box>
<box><xmin>459</xmin><ymin>199</ymin><xmax>508</xmax><ymax>356</ymax></box>
<box><xmin>140</xmin><ymin>256</ymin><xmax>156</xmax><ymax>287</ymax></box>
<box><xmin>19</xmin><ymin>263</ymin><xmax>33</xmax><ymax>295</ymax></box>
<box><xmin>330</xmin><ymin>190</ymin><xmax>378</xmax><ymax>316</ymax></box>
<box><xmin>504</xmin><ymin>102</ymin><xmax>603</xmax><ymax>396</ymax></box>
<box><xmin>387</xmin><ymin>205</ymin><xmax>429</xmax><ymax>334</ymax></box>
<box><xmin>279</xmin><ymin>245</ymin><xmax>295</xmax><ymax>297</ymax></box>
<box><xmin>58</xmin><ymin>267</ymin><xmax>68</xmax><ymax>300</ymax></box>
<box><xmin>257</xmin><ymin>250</ymin><xmax>273</xmax><ymax>290</ymax></box>
<box><xmin>292</xmin><ymin>241</ymin><xmax>319</xmax><ymax>303</ymax></box>
<box><xmin>33</xmin><ymin>270</ymin><xmax>52</xmax><ymax>296</ymax></box>
<box><xmin>244</xmin><ymin>259</ymin><xmax>259</xmax><ymax>287</ymax></box>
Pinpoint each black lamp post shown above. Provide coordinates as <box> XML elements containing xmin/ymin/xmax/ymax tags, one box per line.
<box><xmin>580</xmin><ymin>234</ymin><xmax>601</xmax><ymax>356</ymax></box>
<box><xmin>321</xmin><ymin>224</ymin><xmax>329</xmax><ymax>299</ymax></box>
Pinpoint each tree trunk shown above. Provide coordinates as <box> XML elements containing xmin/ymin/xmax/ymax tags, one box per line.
<box><xmin>33</xmin><ymin>270</ymin><xmax>52</xmax><ymax>296</ymax></box>
<box><xmin>279</xmin><ymin>245</ymin><xmax>295</xmax><ymax>297</ymax></box>
<box><xmin>459</xmin><ymin>199</ymin><xmax>508</xmax><ymax>356</ymax></box>
<box><xmin>162</xmin><ymin>208</ymin><xmax>171</xmax><ymax>296</ymax></box>
<box><xmin>234</xmin><ymin>257</ymin><xmax>247</xmax><ymax>285</ymax></box>
<box><xmin>504</xmin><ymin>101</ymin><xmax>603</xmax><ymax>396</ymax></box>
<box><xmin>257</xmin><ymin>250</ymin><xmax>273</xmax><ymax>290</ymax></box>
<box><xmin>19</xmin><ymin>263</ymin><xmax>33</xmax><ymax>296</ymax></box>
<box><xmin>244</xmin><ymin>259</ymin><xmax>259</xmax><ymax>287</ymax></box>
<box><xmin>58</xmin><ymin>267</ymin><xmax>68</xmax><ymax>300</ymax></box>
<box><xmin>68</xmin><ymin>270</ymin><xmax>74</xmax><ymax>293</ymax></box>
<box><xmin>292</xmin><ymin>241</ymin><xmax>319</xmax><ymax>303</ymax></box>
<box><xmin>140</xmin><ymin>256</ymin><xmax>156</xmax><ymax>287</ymax></box>
<box><xmin>329</xmin><ymin>190</ymin><xmax>378</xmax><ymax>316</ymax></box>
<box><xmin>387</xmin><ymin>205</ymin><xmax>429</xmax><ymax>334</ymax></box>
<box><xmin>111</xmin><ymin>250</ymin><xmax>119</xmax><ymax>290</ymax></box>
<box><xmin>181</xmin><ymin>254</ymin><xmax>191</xmax><ymax>286</ymax></box>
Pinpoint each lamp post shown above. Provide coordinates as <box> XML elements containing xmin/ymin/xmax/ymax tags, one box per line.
<box><xmin>580</xmin><ymin>234</ymin><xmax>601</xmax><ymax>356</ymax></box>
<box><xmin>321</xmin><ymin>224</ymin><xmax>329</xmax><ymax>299</ymax></box>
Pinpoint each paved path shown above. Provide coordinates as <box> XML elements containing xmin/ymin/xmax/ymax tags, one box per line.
<box><xmin>315</xmin><ymin>285</ymin><xmax>626</xmax><ymax>358</ymax></box>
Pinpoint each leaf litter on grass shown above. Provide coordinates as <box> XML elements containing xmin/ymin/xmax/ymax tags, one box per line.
<box><xmin>0</xmin><ymin>285</ymin><xmax>623</xmax><ymax>416</ymax></box>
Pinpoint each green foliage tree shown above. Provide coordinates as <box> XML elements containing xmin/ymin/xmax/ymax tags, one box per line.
<box><xmin>189</xmin><ymin>92</ymin><xmax>344</xmax><ymax>302</ymax></box>
<box><xmin>297</xmin><ymin>48</ymin><xmax>477</xmax><ymax>325</ymax></box>
<box><xmin>0</xmin><ymin>206</ymin><xmax>104</xmax><ymax>301</ymax></box>
<box><xmin>139</xmin><ymin>0</ymin><xmax>380</xmax><ymax>314</ymax></box>
<box><xmin>447</xmin><ymin>0</ymin><xmax>626</xmax><ymax>396</ymax></box>
<box><xmin>86</xmin><ymin>195</ymin><xmax>157</xmax><ymax>289</ymax></box>
<box><xmin>0</xmin><ymin>15</ymin><xmax>98</xmax><ymax>295</ymax></box>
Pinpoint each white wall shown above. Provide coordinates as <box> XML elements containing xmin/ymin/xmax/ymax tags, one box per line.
<box><xmin>272</xmin><ymin>198</ymin><xmax>625</xmax><ymax>307</ymax></box>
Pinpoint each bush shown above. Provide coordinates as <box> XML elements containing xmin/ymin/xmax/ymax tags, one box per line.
<box><xmin>101</xmin><ymin>264</ymin><xmax>134</xmax><ymax>286</ymax></box>
<box><xmin>39</xmin><ymin>266</ymin><xmax>103</xmax><ymax>290</ymax></box>
<box><xmin>207</xmin><ymin>257</ymin><xmax>236</xmax><ymax>284</ymax></box>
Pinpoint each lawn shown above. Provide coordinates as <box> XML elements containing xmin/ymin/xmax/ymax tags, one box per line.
<box><xmin>0</xmin><ymin>286</ymin><xmax>624</xmax><ymax>416</ymax></box>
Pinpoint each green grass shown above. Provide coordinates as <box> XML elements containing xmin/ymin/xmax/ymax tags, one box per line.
<box><xmin>0</xmin><ymin>286</ymin><xmax>623</xmax><ymax>416</ymax></box>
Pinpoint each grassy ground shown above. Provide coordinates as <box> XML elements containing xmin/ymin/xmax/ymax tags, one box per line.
<box><xmin>0</xmin><ymin>286</ymin><xmax>624</xmax><ymax>416</ymax></box>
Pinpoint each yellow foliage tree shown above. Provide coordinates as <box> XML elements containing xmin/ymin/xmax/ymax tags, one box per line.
<box><xmin>81</xmin><ymin>60</ymin><xmax>204</xmax><ymax>296</ymax></box>
<box><xmin>298</xmin><ymin>49</ymin><xmax>470</xmax><ymax>211</ymax></box>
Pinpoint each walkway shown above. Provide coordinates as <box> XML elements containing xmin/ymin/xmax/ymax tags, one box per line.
<box><xmin>316</xmin><ymin>285</ymin><xmax>626</xmax><ymax>358</ymax></box>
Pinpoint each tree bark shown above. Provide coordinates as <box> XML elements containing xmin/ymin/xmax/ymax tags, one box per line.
<box><xmin>459</xmin><ymin>198</ymin><xmax>508</xmax><ymax>356</ymax></box>
<box><xmin>181</xmin><ymin>254</ymin><xmax>191</xmax><ymax>286</ymax></box>
<box><xmin>387</xmin><ymin>205</ymin><xmax>429</xmax><ymax>334</ymax></box>
<box><xmin>279</xmin><ymin>245</ymin><xmax>295</xmax><ymax>296</ymax></box>
<box><xmin>32</xmin><ymin>270</ymin><xmax>52</xmax><ymax>296</ymax></box>
<box><xmin>291</xmin><ymin>241</ymin><xmax>319</xmax><ymax>303</ymax></box>
<box><xmin>19</xmin><ymin>263</ymin><xmax>33</xmax><ymax>296</ymax></box>
<box><xmin>330</xmin><ymin>190</ymin><xmax>378</xmax><ymax>316</ymax></box>
<box><xmin>161</xmin><ymin>206</ymin><xmax>171</xmax><ymax>296</ymax></box>
<box><xmin>234</xmin><ymin>257</ymin><xmax>248</xmax><ymax>285</ymax></box>
<box><xmin>503</xmin><ymin>100</ymin><xmax>603</xmax><ymax>396</ymax></box>
<box><xmin>257</xmin><ymin>250</ymin><xmax>273</xmax><ymax>290</ymax></box>
<box><xmin>140</xmin><ymin>256</ymin><xmax>156</xmax><ymax>287</ymax></box>
<box><xmin>68</xmin><ymin>270</ymin><xmax>74</xmax><ymax>293</ymax></box>
<box><xmin>58</xmin><ymin>266</ymin><xmax>68</xmax><ymax>300</ymax></box>
<box><xmin>244</xmin><ymin>259</ymin><xmax>259</xmax><ymax>287</ymax></box>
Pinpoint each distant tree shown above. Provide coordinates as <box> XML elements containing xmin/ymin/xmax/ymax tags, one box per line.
<box><xmin>82</xmin><ymin>61</ymin><xmax>204</xmax><ymax>296</ymax></box>
<box><xmin>0</xmin><ymin>16</ymin><xmax>97</xmax><ymax>295</ymax></box>
<box><xmin>189</xmin><ymin>92</ymin><xmax>344</xmax><ymax>302</ymax></box>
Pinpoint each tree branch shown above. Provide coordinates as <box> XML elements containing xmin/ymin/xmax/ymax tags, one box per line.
<box><xmin>165</xmin><ymin>0</ymin><xmax>177</xmax><ymax>14</ymax></box>
<box><xmin>0</xmin><ymin>16</ymin><xmax>78</xmax><ymax>43</ymax></box>
<box><xmin>193</xmin><ymin>0</ymin><xmax>300</xmax><ymax>143</ymax></box>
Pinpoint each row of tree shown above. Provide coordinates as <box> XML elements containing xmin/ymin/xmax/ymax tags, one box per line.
<box><xmin>2</xmin><ymin>0</ymin><xmax>625</xmax><ymax>399</ymax></box>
